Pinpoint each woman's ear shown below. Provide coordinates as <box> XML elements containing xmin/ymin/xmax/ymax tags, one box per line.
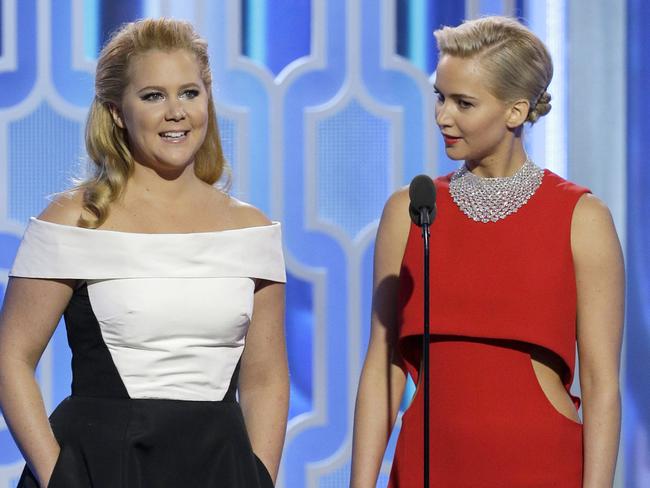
<box><xmin>109</xmin><ymin>104</ymin><xmax>125</xmax><ymax>129</ymax></box>
<box><xmin>506</xmin><ymin>99</ymin><xmax>530</xmax><ymax>129</ymax></box>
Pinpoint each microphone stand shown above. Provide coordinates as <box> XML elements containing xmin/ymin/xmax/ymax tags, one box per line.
<box><xmin>419</xmin><ymin>208</ymin><xmax>431</xmax><ymax>488</ymax></box>
<box><xmin>408</xmin><ymin>174</ymin><xmax>436</xmax><ymax>487</ymax></box>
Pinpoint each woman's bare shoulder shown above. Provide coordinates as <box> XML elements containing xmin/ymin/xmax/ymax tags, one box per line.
<box><xmin>373</xmin><ymin>186</ymin><xmax>412</xmax><ymax>271</ymax></box>
<box><xmin>382</xmin><ymin>187</ymin><xmax>410</xmax><ymax>220</ymax></box>
<box><xmin>378</xmin><ymin>186</ymin><xmax>411</xmax><ymax>239</ymax></box>
<box><xmin>223</xmin><ymin>194</ymin><xmax>273</xmax><ymax>229</ymax></box>
<box><xmin>37</xmin><ymin>190</ymin><xmax>88</xmax><ymax>226</ymax></box>
<box><xmin>571</xmin><ymin>193</ymin><xmax>622</xmax><ymax>265</ymax></box>
<box><xmin>571</xmin><ymin>194</ymin><xmax>618</xmax><ymax>244</ymax></box>
<box><xmin>573</xmin><ymin>193</ymin><xmax>611</xmax><ymax>222</ymax></box>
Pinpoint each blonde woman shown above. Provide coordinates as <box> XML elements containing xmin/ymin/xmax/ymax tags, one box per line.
<box><xmin>0</xmin><ymin>18</ymin><xmax>288</xmax><ymax>488</ymax></box>
<box><xmin>351</xmin><ymin>16</ymin><xmax>623</xmax><ymax>487</ymax></box>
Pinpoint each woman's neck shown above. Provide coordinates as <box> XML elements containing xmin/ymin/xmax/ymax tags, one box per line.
<box><xmin>466</xmin><ymin>142</ymin><xmax>529</xmax><ymax>178</ymax></box>
<box><xmin>127</xmin><ymin>161</ymin><xmax>203</xmax><ymax>202</ymax></box>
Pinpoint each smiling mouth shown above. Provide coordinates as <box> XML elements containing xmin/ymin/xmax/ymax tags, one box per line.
<box><xmin>159</xmin><ymin>130</ymin><xmax>189</xmax><ymax>141</ymax></box>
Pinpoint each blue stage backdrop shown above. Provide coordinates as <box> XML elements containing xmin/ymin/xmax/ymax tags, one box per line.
<box><xmin>0</xmin><ymin>1</ymin><xmax>644</xmax><ymax>487</ymax></box>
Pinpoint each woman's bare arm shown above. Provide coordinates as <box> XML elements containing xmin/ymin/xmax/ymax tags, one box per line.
<box><xmin>238</xmin><ymin>279</ymin><xmax>288</xmax><ymax>482</ymax></box>
<box><xmin>350</xmin><ymin>188</ymin><xmax>412</xmax><ymax>488</ymax></box>
<box><xmin>231</xmin><ymin>203</ymin><xmax>289</xmax><ymax>482</ymax></box>
<box><xmin>0</xmin><ymin>194</ymin><xmax>84</xmax><ymax>487</ymax></box>
<box><xmin>0</xmin><ymin>276</ymin><xmax>74</xmax><ymax>487</ymax></box>
<box><xmin>572</xmin><ymin>194</ymin><xmax>625</xmax><ymax>488</ymax></box>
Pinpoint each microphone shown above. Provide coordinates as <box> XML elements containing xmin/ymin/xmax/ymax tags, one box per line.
<box><xmin>407</xmin><ymin>174</ymin><xmax>436</xmax><ymax>488</ymax></box>
<box><xmin>409</xmin><ymin>175</ymin><xmax>437</xmax><ymax>227</ymax></box>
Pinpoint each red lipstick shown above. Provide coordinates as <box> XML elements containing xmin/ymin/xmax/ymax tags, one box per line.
<box><xmin>442</xmin><ymin>134</ymin><xmax>462</xmax><ymax>146</ymax></box>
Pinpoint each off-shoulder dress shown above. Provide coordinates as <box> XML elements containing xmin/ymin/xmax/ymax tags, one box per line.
<box><xmin>9</xmin><ymin>217</ymin><xmax>286</xmax><ymax>488</ymax></box>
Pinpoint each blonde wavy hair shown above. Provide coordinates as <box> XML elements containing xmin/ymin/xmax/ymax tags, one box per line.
<box><xmin>79</xmin><ymin>18</ymin><xmax>228</xmax><ymax>228</ymax></box>
<box><xmin>434</xmin><ymin>16</ymin><xmax>553</xmax><ymax>124</ymax></box>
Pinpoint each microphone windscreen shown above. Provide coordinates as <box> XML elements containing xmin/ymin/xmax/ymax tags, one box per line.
<box><xmin>408</xmin><ymin>175</ymin><xmax>437</xmax><ymax>226</ymax></box>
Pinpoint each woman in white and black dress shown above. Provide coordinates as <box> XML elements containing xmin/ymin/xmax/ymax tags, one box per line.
<box><xmin>0</xmin><ymin>18</ymin><xmax>288</xmax><ymax>488</ymax></box>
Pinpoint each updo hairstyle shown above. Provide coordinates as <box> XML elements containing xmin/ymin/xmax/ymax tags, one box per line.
<box><xmin>80</xmin><ymin>18</ymin><xmax>227</xmax><ymax>228</ymax></box>
<box><xmin>434</xmin><ymin>16</ymin><xmax>553</xmax><ymax>125</ymax></box>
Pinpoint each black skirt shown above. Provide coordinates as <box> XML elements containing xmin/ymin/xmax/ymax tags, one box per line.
<box><xmin>18</xmin><ymin>396</ymin><xmax>274</xmax><ymax>488</ymax></box>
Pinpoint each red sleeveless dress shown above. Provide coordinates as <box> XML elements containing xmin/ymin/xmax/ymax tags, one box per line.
<box><xmin>388</xmin><ymin>170</ymin><xmax>588</xmax><ymax>487</ymax></box>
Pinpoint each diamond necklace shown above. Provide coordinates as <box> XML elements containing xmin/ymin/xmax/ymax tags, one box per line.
<box><xmin>449</xmin><ymin>159</ymin><xmax>544</xmax><ymax>223</ymax></box>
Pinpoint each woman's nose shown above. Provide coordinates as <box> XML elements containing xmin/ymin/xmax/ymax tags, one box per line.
<box><xmin>435</xmin><ymin>102</ymin><xmax>451</xmax><ymax>128</ymax></box>
<box><xmin>165</xmin><ymin>101</ymin><xmax>186</xmax><ymax>121</ymax></box>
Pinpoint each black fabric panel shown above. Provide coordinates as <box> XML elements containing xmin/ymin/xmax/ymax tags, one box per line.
<box><xmin>63</xmin><ymin>283</ymin><xmax>129</xmax><ymax>398</ymax></box>
<box><xmin>17</xmin><ymin>396</ymin><xmax>270</xmax><ymax>488</ymax></box>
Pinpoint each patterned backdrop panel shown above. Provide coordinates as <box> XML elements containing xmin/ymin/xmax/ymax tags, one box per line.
<box><xmin>0</xmin><ymin>1</ymin><xmax>641</xmax><ymax>487</ymax></box>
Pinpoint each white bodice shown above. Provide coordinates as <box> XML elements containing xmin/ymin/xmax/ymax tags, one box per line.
<box><xmin>10</xmin><ymin>218</ymin><xmax>286</xmax><ymax>401</ymax></box>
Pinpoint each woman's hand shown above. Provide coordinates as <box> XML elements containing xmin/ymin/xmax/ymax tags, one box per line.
<box><xmin>36</xmin><ymin>445</ymin><xmax>61</xmax><ymax>488</ymax></box>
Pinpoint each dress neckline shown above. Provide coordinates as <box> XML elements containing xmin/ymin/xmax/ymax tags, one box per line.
<box><xmin>29</xmin><ymin>217</ymin><xmax>280</xmax><ymax>237</ymax></box>
<box><xmin>11</xmin><ymin>217</ymin><xmax>286</xmax><ymax>281</ymax></box>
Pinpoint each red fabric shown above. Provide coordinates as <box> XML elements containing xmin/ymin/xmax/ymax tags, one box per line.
<box><xmin>389</xmin><ymin>170</ymin><xmax>588</xmax><ymax>487</ymax></box>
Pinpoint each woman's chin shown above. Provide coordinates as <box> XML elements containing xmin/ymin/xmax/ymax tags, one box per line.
<box><xmin>444</xmin><ymin>151</ymin><xmax>465</xmax><ymax>161</ymax></box>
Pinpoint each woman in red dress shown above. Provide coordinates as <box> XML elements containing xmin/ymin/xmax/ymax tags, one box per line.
<box><xmin>351</xmin><ymin>16</ymin><xmax>623</xmax><ymax>487</ymax></box>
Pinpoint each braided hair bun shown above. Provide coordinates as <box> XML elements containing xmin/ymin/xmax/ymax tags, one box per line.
<box><xmin>527</xmin><ymin>91</ymin><xmax>552</xmax><ymax>123</ymax></box>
